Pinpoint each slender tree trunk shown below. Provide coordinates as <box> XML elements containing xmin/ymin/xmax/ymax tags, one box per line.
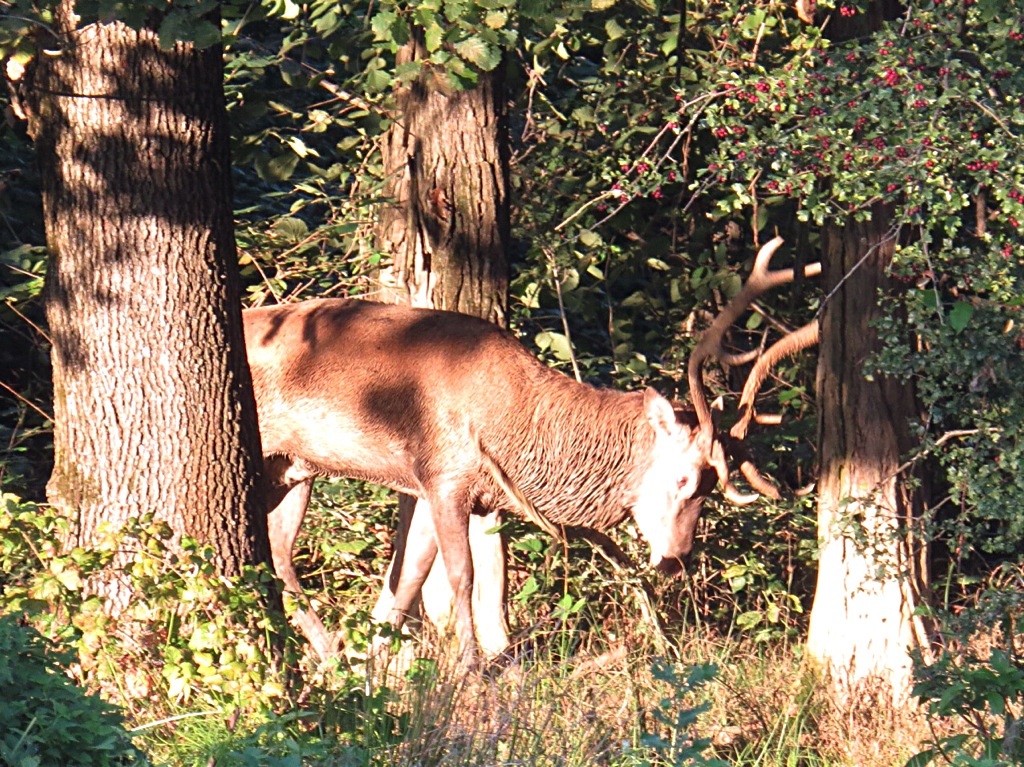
<box><xmin>375</xmin><ymin>42</ymin><xmax>509</xmax><ymax>323</ymax></box>
<box><xmin>28</xmin><ymin>7</ymin><xmax>268</xmax><ymax>606</ymax></box>
<box><xmin>372</xmin><ymin>37</ymin><xmax>511</xmax><ymax>657</ymax></box>
<box><xmin>806</xmin><ymin>205</ymin><xmax>932</xmax><ymax>704</ymax></box>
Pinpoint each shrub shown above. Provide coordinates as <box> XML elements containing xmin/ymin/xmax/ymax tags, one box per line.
<box><xmin>0</xmin><ymin>612</ymin><xmax>148</xmax><ymax>767</ymax></box>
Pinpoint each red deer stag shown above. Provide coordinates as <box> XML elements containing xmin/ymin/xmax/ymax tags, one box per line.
<box><xmin>244</xmin><ymin>236</ymin><xmax>820</xmax><ymax>662</ymax></box>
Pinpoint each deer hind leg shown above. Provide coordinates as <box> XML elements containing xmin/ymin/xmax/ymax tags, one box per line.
<box><xmin>373</xmin><ymin>500</ymin><xmax>509</xmax><ymax>659</ymax></box>
<box><xmin>265</xmin><ymin>463</ymin><xmax>337</xmax><ymax>660</ymax></box>
<box><xmin>371</xmin><ymin>494</ymin><xmax>423</xmax><ymax>627</ymax></box>
<box><xmin>385</xmin><ymin>496</ymin><xmax>440</xmax><ymax>630</ymax></box>
<box><xmin>267</xmin><ymin>478</ymin><xmax>312</xmax><ymax>596</ymax></box>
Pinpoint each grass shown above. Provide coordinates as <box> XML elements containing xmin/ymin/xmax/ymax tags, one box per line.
<box><xmin>123</xmin><ymin>619</ymin><xmax>932</xmax><ymax>766</ymax></box>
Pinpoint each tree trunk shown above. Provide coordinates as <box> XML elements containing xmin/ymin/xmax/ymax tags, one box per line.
<box><xmin>28</xmin><ymin>7</ymin><xmax>269</xmax><ymax>606</ymax></box>
<box><xmin>372</xmin><ymin>37</ymin><xmax>511</xmax><ymax>657</ymax></box>
<box><xmin>805</xmin><ymin>205</ymin><xmax>932</xmax><ymax>704</ymax></box>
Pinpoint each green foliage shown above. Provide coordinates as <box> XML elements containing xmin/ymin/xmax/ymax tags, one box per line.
<box><xmin>906</xmin><ymin>575</ymin><xmax>1024</xmax><ymax>767</ymax></box>
<box><xmin>0</xmin><ymin>494</ymin><xmax>405</xmax><ymax>764</ymax></box>
<box><xmin>0</xmin><ymin>499</ymin><xmax>290</xmax><ymax>713</ymax></box>
<box><xmin>0</xmin><ymin>612</ymin><xmax>148</xmax><ymax>767</ymax></box>
<box><xmin>624</xmin><ymin>661</ymin><xmax>726</xmax><ymax>767</ymax></box>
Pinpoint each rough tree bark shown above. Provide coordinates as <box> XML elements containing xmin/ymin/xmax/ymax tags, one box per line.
<box><xmin>802</xmin><ymin>1</ymin><xmax>933</xmax><ymax>706</ymax></box>
<box><xmin>371</xmin><ymin>36</ymin><xmax>511</xmax><ymax>657</ymax></box>
<box><xmin>806</xmin><ymin>204</ymin><xmax>932</xmax><ymax>704</ymax></box>
<box><xmin>26</xmin><ymin>5</ymin><xmax>269</xmax><ymax>604</ymax></box>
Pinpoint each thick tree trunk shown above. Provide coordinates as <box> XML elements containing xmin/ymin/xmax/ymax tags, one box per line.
<box><xmin>806</xmin><ymin>206</ymin><xmax>932</xmax><ymax>704</ymax></box>
<box><xmin>372</xmin><ymin>38</ymin><xmax>511</xmax><ymax>657</ymax></box>
<box><xmin>28</xmin><ymin>7</ymin><xmax>269</xmax><ymax>605</ymax></box>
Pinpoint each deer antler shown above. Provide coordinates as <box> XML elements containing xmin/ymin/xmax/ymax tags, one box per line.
<box><xmin>730</xmin><ymin>319</ymin><xmax>821</xmax><ymax>441</ymax></box>
<box><xmin>687</xmin><ymin>236</ymin><xmax>821</xmax><ymax>503</ymax></box>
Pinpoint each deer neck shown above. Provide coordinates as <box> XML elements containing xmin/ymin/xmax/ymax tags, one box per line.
<box><xmin>485</xmin><ymin>373</ymin><xmax>654</xmax><ymax>530</ymax></box>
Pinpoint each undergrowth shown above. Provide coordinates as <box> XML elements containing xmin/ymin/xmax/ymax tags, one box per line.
<box><xmin>0</xmin><ymin>486</ymin><xmax>966</xmax><ymax>767</ymax></box>
<box><xmin>3</xmin><ymin>478</ymin><xmax>1020</xmax><ymax>767</ymax></box>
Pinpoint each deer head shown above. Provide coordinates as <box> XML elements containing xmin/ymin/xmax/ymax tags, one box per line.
<box><xmin>641</xmin><ymin>236</ymin><xmax>821</xmax><ymax>570</ymax></box>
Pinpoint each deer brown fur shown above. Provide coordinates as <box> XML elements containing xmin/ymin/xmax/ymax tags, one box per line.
<box><xmin>245</xmin><ymin>299</ymin><xmax>713</xmax><ymax>662</ymax></box>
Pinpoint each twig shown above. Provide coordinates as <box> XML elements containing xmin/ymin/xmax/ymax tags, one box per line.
<box><xmin>129</xmin><ymin>710</ymin><xmax>219</xmax><ymax>732</ymax></box>
<box><xmin>816</xmin><ymin>224</ymin><xmax>901</xmax><ymax>319</ymax></box>
<box><xmin>545</xmin><ymin>248</ymin><xmax>582</xmax><ymax>382</ymax></box>
<box><xmin>892</xmin><ymin>428</ymin><xmax>997</xmax><ymax>478</ymax></box>
<box><xmin>0</xmin><ymin>380</ymin><xmax>53</xmax><ymax>422</ymax></box>
<box><xmin>4</xmin><ymin>297</ymin><xmax>52</xmax><ymax>345</ymax></box>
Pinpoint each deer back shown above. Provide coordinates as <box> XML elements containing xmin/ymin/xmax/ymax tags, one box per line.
<box><xmin>244</xmin><ymin>298</ymin><xmax>562</xmax><ymax>496</ymax></box>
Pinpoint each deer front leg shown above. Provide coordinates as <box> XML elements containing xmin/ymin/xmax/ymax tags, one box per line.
<box><xmin>467</xmin><ymin>509</ymin><xmax>509</xmax><ymax>658</ymax></box>
<box><xmin>428</xmin><ymin>488</ymin><xmax>478</xmax><ymax>665</ymax></box>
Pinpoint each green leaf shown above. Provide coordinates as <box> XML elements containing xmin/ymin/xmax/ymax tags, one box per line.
<box><xmin>371</xmin><ymin>10</ymin><xmax>397</xmax><ymax>39</ymax></box>
<box><xmin>571</xmin><ymin>105</ymin><xmax>596</xmax><ymax>124</ymax></box>
<box><xmin>535</xmin><ymin>330</ymin><xmax>573</xmax><ymax>361</ymax></box>
<box><xmin>948</xmin><ymin>301</ymin><xmax>973</xmax><ymax>333</ymax></box>
<box><xmin>755</xmin><ymin>205</ymin><xmax>769</xmax><ymax>232</ymax></box>
<box><xmin>902</xmin><ymin>749</ymin><xmax>937</xmax><ymax>767</ymax></box>
<box><xmin>741</xmin><ymin>9</ymin><xmax>766</xmax><ymax>34</ymax></box>
<box><xmin>54</xmin><ymin>567</ymin><xmax>82</xmax><ymax>591</ymax></box>
<box><xmin>453</xmin><ymin>35</ymin><xmax>501</xmax><ymax>71</ymax></box>
<box><xmin>719</xmin><ymin>272</ymin><xmax>742</xmax><ymax>298</ymax></box>
<box><xmin>255</xmin><ymin>151</ymin><xmax>301</xmax><ymax>182</ymax></box>
<box><xmin>736</xmin><ymin>610</ymin><xmax>761</xmax><ymax>627</ymax></box>
<box><xmin>280</xmin><ymin>0</ymin><xmax>300</xmax><ymax>19</ymax></box>
<box><xmin>192</xmin><ymin>19</ymin><xmax>220</xmax><ymax>49</ymax></box>
<box><xmin>514</xmin><ymin>575</ymin><xmax>540</xmax><ymax>603</ymax></box>
<box><xmin>273</xmin><ymin>217</ymin><xmax>309</xmax><ymax>241</ymax></box>
<box><xmin>605</xmin><ymin>18</ymin><xmax>626</xmax><ymax>40</ymax></box>
<box><xmin>484</xmin><ymin>10</ymin><xmax>508</xmax><ymax>29</ymax></box>
<box><xmin>157</xmin><ymin>9</ymin><xmax>190</xmax><ymax>50</ymax></box>
<box><xmin>365</xmin><ymin>66</ymin><xmax>393</xmax><ymax>93</ymax></box>
<box><xmin>424</xmin><ymin>20</ymin><xmax>446</xmax><ymax>52</ymax></box>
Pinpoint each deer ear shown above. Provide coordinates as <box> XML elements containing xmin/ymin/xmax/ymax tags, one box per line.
<box><xmin>643</xmin><ymin>387</ymin><xmax>683</xmax><ymax>436</ymax></box>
